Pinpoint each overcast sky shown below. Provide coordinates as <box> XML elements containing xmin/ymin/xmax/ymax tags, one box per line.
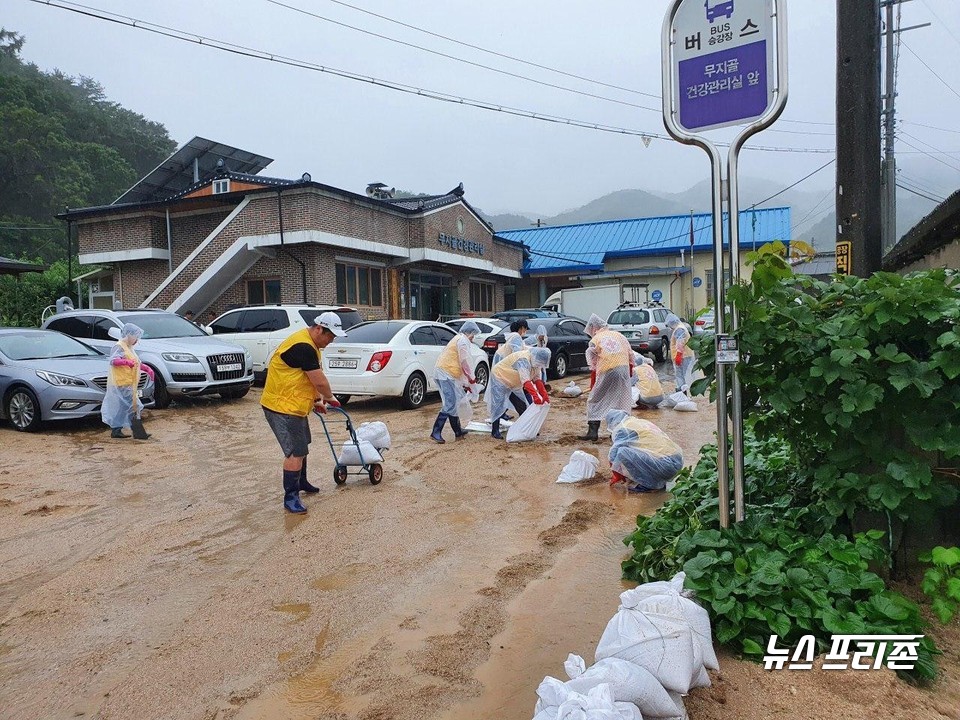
<box><xmin>6</xmin><ymin>0</ymin><xmax>960</xmax><ymax>216</ymax></box>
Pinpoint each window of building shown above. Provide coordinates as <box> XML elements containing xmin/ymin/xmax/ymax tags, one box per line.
<box><xmin>469</xmin><ymin>282</ymin><xmax>494</xmax><ymax>313</ymax></box>
<box><xmin>335</xmin><ymin>263</ymin><xmax>383</xmax><ymax>307</ymax></box>
<box><xmin>704</xmin><ymin>270</ymin><xmax>731</xmax><ymax>296</ymax></box>
<box><xmin>247</xmin><ymin>278</ymin><xmax>281</xmax><ymax>305</ymax></box>
<box><xmin>212</xmin><ymin>179</ymin><xmax>231</xmax><ymax>195</ymax></box>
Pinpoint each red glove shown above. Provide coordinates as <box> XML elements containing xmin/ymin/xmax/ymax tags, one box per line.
<box><xmin>111</xmin><ymin>357</ymin><xmax>135</xmax><ymax>368</ymax></box>
<box><xmin>466</xmin><ymin>377</ymin><xmax>476</xmax><ymax>385</ymax></box>
<box><xmin>534</xmin><ymin>379</ymin><xmax>550</xmax><ymax>404</ymax></box>
<box><xmin>589</xmin><ymin>370</ymin><xmax>597</xmax><ymax>391</ymax></box>
<box><xmin>314</xmin><ymin>403</ymin><xmax>327</xmax><ymax>414</ymax></box>
<box><xmin>326</xmin><ymin>397</ymin><xmax>341</xmax><ymax>408</ymax></box>
<box><xmin>611</xmin><ymin>470</ymin><xmax>628</xmax><ymax>486</ymax></box>
<box><xmin>674</xmin><ymin>352</ymin><xmax>683</xmax><ymax>366</ymax></box>
<box><xmin>523</xmin><ymin>381</ymin><xmax>544</xmax><ymax>405</ymax></box>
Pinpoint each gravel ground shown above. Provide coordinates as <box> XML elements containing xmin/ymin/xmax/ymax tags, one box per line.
<box><xmin>0</xmin><ymin>371</ymin><xmax>956</xmax><ymax>720</ymax></box>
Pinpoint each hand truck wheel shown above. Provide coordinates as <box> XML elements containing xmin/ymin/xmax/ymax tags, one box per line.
<box><xmin>333</xmin><ymin>465</ymin><xmax>348</xmax><ymax>485</ymax></box>
<box><xmin>368</xmin><ymin>463</ymin><xmax>383</xmax><ymax>485</ymax></box>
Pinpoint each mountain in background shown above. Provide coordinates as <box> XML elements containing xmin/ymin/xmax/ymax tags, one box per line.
<box><xmin>480</xmin><ymin>172</ymin><xmax>946</xmax><ymax>251</ymax></box>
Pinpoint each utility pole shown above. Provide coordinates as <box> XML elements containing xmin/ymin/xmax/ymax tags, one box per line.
<box><xmin>836</xmin><ymin>0</ymin><xmax>882</xmax><ymax>277</ymax></box>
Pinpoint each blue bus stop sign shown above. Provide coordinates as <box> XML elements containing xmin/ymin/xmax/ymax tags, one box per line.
<box><xmin>651</xmin><ymin>290</ymin><xmax>663</xmax><ymax>302</ymax></box>
<box><xmin>668</xmin><ymin>0</ymin><xmax>776</xmax><ymax>132</ymax></box>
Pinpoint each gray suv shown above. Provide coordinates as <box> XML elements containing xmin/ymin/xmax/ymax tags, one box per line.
<box><xmin>606</xmin><ymin>304</ymin><xmax>674</xmax><ymax>362</ymax></box>
<box><xmin>43</xmin><ymin>309</ymin><xmax>253</xmax><ymax>408</ymax></box>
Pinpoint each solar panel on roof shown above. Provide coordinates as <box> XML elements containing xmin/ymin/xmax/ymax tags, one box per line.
<box><xmin>113</xmin><ymin>136</ymin><xmax>273</xmax><ymax>205</ymax></box>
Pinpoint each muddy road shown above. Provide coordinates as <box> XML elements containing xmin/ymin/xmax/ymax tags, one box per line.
<box><xmin>0</xmin><ymin>371</ymin><xmax>718</xmax><ymax>720</ymax></box>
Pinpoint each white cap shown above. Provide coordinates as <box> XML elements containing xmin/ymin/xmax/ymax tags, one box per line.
<box><xmin>314</xmin><ymin>311</ymin><xmax>347</xmax><ymax>337</ymax></box>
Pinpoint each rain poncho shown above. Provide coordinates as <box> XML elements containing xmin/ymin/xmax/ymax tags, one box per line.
<box><xmin>584</xmin><ymin>314</ymin><xmax>634</xmax><ymax>422</ymax></box>
<box><xmin>435</xmin><ymin>330</ymin><xmax>477</xmax><ymax>417</ymax></box>
<box><xmin>101</xmin><ymin>324</ymin><xmax>143</xmax><ymax>428</ymax></box>
<box><xmin>632</xmin><ymin>353</ymin><xmax>664</xmax><ymax>407</ymax></box>
<box><xmin>608</xmin><ymin>417</ymin><xmax>683</xmax><ymax>491</ymax></box>
<box><xmin>486</xmin><ymin>348</ymin><xmax>551</xmax><ymax>421</ymax></box>
<box><xmin>492</xmin><ymin>331</ymin><xmax>525</xmax><ymax>367</ymax></box>
<box><xmin>666</xmin><ymin>314</ymin><xmax>695</xmax><ymax>393</ymax></box>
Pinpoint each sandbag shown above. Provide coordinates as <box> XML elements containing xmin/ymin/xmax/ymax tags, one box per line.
<box><xmin>595</xmin><ymin>599</ymin><xmax>706</xmax><ymax>694</ymax></box>
<box><xmin>673</xmin><ymin>401</ymin><xmax>698</xmax><ymax>413</ymax></box>
<box><xmin>356</xmin><ymin>421</ymin><xmax>391</xmax><ymax>450</ymax></box>
<box><xmin>337</xmin><ymin>440</ymin><xmax>384</xmax><ymax>466</ymax></box>
<box><xmin>564</xmin><ymin>654</ymin><xmax>686</xmax><ymax>718</ymax></box>
<box><xmin>557</xmin><ymin>451</ymin><xmax>600</xmax><ymax>484</ymax></box>
<box><xmin>547</xmin><ymin>683</ymin><xmax>642</xmax><ymax>720</ymax></box>
<box><xmin>630</xmin><ymin>387</ymin><xmax>641</xmax><ymax>405</ymax></box>
<box><xmin>661</xmin><ymin>391</ymin><xmax>687</xmax><ymax>408</ymax></box>
<box><xmin>507</xmin><ymin>403</ymin><xmax>549</xmax><ymax>442</ymax></box>
<box><xmin>563</xmin><ymin>381</ymin><xmax>583</xmax><ymax>398</ymax></box>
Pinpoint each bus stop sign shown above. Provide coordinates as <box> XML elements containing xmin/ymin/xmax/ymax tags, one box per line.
<box><xmin>669</xmin><ymin>0</ymin><xmax>776</xmax><ymax>132</ymax></box>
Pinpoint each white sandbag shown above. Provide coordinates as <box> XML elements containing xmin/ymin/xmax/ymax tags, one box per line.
<box><xmin>564</xmin><ymin>654</ymin><xmax>685</xmax><ymax>718</ymax></box>
<box><xmin>563</xmin><ymin>381</ymin><xmax>583</xmax><ymax>398</ymax></box>
<box><xmin>618</xmin><ymin>585</ymin><xmax>719</xmax><ymax>672</ymax></box>
<box><xmin>557</xmin><ymin>451</ymin><xmax>600</xmax><ymax>484</ymax></box>
<box><xmin>533</xmin><ymin>676</ymin><xmax>566</xmax><ymax>720</ymax></box>
<box><xmin>556</xmin><ymin>684</ymin><xmax>642</xmax><ymax>720</ymax></box>
<box><xmin>673</xmin><ymin>401</ymin><xmax>698</xmax><ymax>413</ymax></box>
<box><xmin>337</xmin><ymin>440</ymin><xmax>384</xmax><ymax>466</ymax></box>
<box><xmin>356</xmin><ymin>421</ymin><xmax>391</xmax><ymax>450</ymax></box>
<box><xmin>469</xmin><ymin>382</ymin><xmax>483</xmax><ymax>403</ymax></box>
<box><xmin>595</xmin><ymin>602</ymin><xmax>703</xmax><ymax>694</ymax></box>
<box><xmin>507</xmin><ymin>403</ymin><xmax>550</xmax><ymax>442</ymax></box>
<box><xmin>631</xmin><ymin>387</ymin><xmax>641</xmax><ymax>404</ymax></box>
<box><xmin>660</xmin><ymin>391</ymin><xmax>687</xmax><ymax>409</ymax></box>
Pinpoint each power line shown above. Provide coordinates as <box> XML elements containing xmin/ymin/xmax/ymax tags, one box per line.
<box><xmin>900</xmin><ymin>39</ymin><xmax>960</xmax><ymax>102</ymax></box>
<box><xmin>793</xmin><ymin>202</ymin><xmax>835</xmax><ymax>236</ymax></box>
<box><xmin>897</xmin><ymin>182</ymin><xmax>943</xmax><ymax>203</ymax></box>
<box><xmin>0</xmin><ymin>224</ymin><xmax>62</xmax><ymax>231</ymax></box>
<box><xmin>793</xmin><ymin>186</ymin><xmax>834</xmax><ymax>229</ymax></box>
<box><xmin>903</xmin><ymin>119</ymin><xmax>960</xmax><ymax>135</ymax></box>
<box><xmin>919</xmin><ymin>0</ymin><xmax>960</xmax><ymax>51</ymax></box>
<box><xmin>898</xmin><ymin>131</ymin><xmax>960</xmax><ymax>172</ymax></box>
<box><xmin>898</xmin><ymin>171</ymin><xmax>948</xmax><ymax>199</ymax></box>
<box><xmin>29</xmin><ymin>0</ymin><xmax>835</xmax><ymax>156</ymax></box>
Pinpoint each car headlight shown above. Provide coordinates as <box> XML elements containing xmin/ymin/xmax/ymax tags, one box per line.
<box><xmin>36</xmin><ymin>370</ymin><xmax>86</xmax><ymax>387</ymax></box>
<box><xmin>162</xmin><ymin>353</ymin><xmax>199</xmax><ymax>363</ymax></box>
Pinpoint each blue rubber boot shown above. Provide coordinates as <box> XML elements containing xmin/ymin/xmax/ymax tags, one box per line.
<box><xmin>431</xmin><ymin>413</ymin><xmax>447</xmax><ymax>444</ymax></box>
<box><xmin>283</xmin><ymin>469</ymin><xmax>307</xmax><ymax>513</ymax></box>
<box><xmin>298</xmin><ymin>457</ymin><xmax>320</xmax><ymax>494</ymax></box>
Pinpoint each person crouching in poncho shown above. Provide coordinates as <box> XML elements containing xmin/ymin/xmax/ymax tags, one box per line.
<box><xmin>102</xmin><ymin>323</ymin><xmax>154</xmax><ymax>440</ymax></box>
<box><xmin>632</xmin><ymin>353</ymin><xmax>665</xmax><ymax>409</ymax></box>
<box><xmin>486</xmin><ymin>347</ymin><xmax>551</xmax><ymax>439</ymax></box>
<box><xmin>605</xmin><ymin>410</ymin><xmax>682</xmax><ymax>492</ymax></box>
<box><xmin>580</xmin><ymin>314</ymin><xmax>634</xmax><ymax>442</ymax></box>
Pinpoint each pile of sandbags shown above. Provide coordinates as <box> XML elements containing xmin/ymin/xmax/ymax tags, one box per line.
<box><xmin>530</xmin><ymin>572</ymin><xmax>717</xmax><ymax>720</ymax></box>
<box><xmin>562</xmin><ymin>381</ymin><xmax>583</xmax><ymax>398</ymax></box>
<box><xmin>337</xmin><ymin>440</ymin><xmax>384</xmax><ymax>466</ymax></box>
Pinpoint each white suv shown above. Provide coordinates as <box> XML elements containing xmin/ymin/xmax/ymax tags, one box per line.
<box><xmin>42</xmin><ymin>309</ymin><xmax>253</xmax><ymax>408</ymax></box>
<box><xmin>210</xmin><ymin>305</ymin><xmax>363</xmax><ymax>377</ymax></box>
<box><xmin>605</xmin><ymin>304</ymin><xmax>674</xmax><ymax>362</ymax></box>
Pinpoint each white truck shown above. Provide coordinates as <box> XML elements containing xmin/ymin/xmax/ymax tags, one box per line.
<box><xmin>540</xmin><ymin>284</ymin><xmax>649</xmax><ymax>321</ymax></box>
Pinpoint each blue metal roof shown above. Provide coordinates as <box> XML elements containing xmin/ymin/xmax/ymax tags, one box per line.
<box><xmin>496</xmin><ymin>207</ymin><xmax>791</xmax><ymax>275</ymax></box>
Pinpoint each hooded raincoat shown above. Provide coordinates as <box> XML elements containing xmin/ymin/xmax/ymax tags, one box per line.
<box><xmin>486</xmin><ymin>347</ymin><xmax>551</xmax><ymax>421</ymax></box>
<box><xmin>666</xmin><ymin>314</ymin><xmax>695</xmax><ymax>394</ymax></box>
<box><xmin>632</xmin><ymin>354</ymin><xmax>665</xmax><ymax>408</ymax></box>
<box><xmin>608</xmin><ymin>417</ymin><xmax>683</xmax><ymax>491</ymax></box>
<box><xmin>584</xmin><ymin>314</ymin><xmax>634</xmax><ymax>422</ymax></box>
<box><xmin>435</xmin><ymin>326</ymin><xmax>477</xmax><ymax>417</ymax></box>
<box><xmin>101</xmin><ymin>323</ymin><xmax>144</xmax><ymax>429</ymax></box>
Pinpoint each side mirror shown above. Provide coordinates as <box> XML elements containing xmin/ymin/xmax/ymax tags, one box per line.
<box><xmin>204</xmin><ymin>326</ymin><xmax>213</xmax><ymax>335</ymax></box>
<box><xmin>107</xmin><ymin>327</ymin><xmax>121</xmax><ymax>340</ymax></box>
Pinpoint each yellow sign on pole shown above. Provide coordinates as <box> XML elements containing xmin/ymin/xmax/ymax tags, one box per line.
<box><xmin>836</xmin><ymin>241</ymin><xmax>852</xmax><ymax>275</ymax></box>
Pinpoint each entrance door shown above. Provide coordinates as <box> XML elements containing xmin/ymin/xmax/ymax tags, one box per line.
<box><xmin>409</xmin><ymin>272</ymin><xmax>455</xmax><ymax>321</ymax></box>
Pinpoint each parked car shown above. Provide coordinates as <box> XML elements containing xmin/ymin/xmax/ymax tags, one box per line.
<box><xmin>445</xmin><ymin>318</ymin><xmax>507</xmax><ymax>348</ymax></box>
<box><xmin>489</xmin><ymin>308</ymin><xmax>563</xmax><ymax>323</ymax></box>
<box><xmin>322</xmin><ymin>320</ymin><xmax>490</xmax><ymax>409</ymax></box>
<box><xmin>605</xmin><ymin>304</ymin><xmax>675</xmax><ymax>362</ymax></box>
<box><xmin>209</xmin><ymin>304</ymin><xmax>363</xmax><ymax>378</ymax></box>
<box><xmin>482</xmin><ymin>316</ymin><xmax>591</xmax><ymax>380</ymax></box>
<box><xmin>693</xmin><ymin>308</ymin><xmax>716</xmax><ymax>336</ymax></box>
<box><xmin>0</xmin><ymin>328</ymin><xmax>154</xmax><ymax>432</ymax></box>
<box><xmin>42</xmin><ymin>309</ymin><xmax>253</xmax><ymax>408</ymax></box>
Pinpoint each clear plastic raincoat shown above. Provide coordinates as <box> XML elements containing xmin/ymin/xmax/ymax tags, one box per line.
<box><xmin>101</xmin><ymin>324</ymin><xmax>143</xmax><ymax>428</ymax></box>
<box><xmin>632</xmin><ymin>354</ymin><xmax>664</xmax><ymax>407</ymax></box>
<box><xmin>584</xmin><ymin>314</ymin><xmax>635</xmax><ymax>422</ymax></box>
<box><xmin>435</xmin><ymin>329</ymin><xmax>477</xmax><ymax>417</ymax></box>
<box><xmin>666</xmin><ymin>314</ymin><xmax>695</xmax><ymax>394</ymax></box>
<box><xmin>486</xmin><ymin>348</ymin><xmax>551</xmax><ymax>421</ymax></box>
<box><xmin>492</xmin><ymin>331</ymin><xmax>525</xmax><ymax>367</ymax></box>
<box><xmin>608</xmin><ymin>417</ymin><xmax>683</xmax><ymax>491</ymax></box>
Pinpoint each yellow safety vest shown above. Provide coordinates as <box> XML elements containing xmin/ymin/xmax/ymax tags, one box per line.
<box><xmin>108</xmin><ymin>340</ymin><xmax>139</xmax><ymax>388</ymax></box>
<box><xmin>620</xmin><ymin>417</ymin><xmax>682</xmax><ymax>458</ymax></box>
<box><xmin>492</xmin><ymin>349</ymin><xmax>533</xmax><ymax>389</ymax></box>
<box><xmin>436</xmin><ymin>335</ymin><xmax>467</xmax><ymax>380</ymax></box>
<box><xmin>261</xmin><ymin>328</ymin><xmax>321</xmax><ymax>417</ymax></box>
<box><xmin>590</xmin><ymin>328</ymin><xmax>632</xmax><ymax>374</ymax></box>
<box><xmin>635</xmin><ymin>364</ymin><xmax>663</xmax><ymax>399</ymax></box>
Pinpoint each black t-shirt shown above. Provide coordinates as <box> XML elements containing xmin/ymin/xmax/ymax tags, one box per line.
<box><xmin>280</xmin><ymin>342</ymin><xmax>321</xmax><ymax>371</ymax></box>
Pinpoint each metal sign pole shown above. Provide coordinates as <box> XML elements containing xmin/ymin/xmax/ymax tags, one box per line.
<box><xmin>662</xmin><ymin>0</ymin><xmax>788</xmax><ymax>526</ymax></box>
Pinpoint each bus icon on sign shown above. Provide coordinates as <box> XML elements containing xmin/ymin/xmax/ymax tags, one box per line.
<box><xmin>705</xmin><ymin>0</ymin><xmax>735</xmax><ymax>23</ymax></box>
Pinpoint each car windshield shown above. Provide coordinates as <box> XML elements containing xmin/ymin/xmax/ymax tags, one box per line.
<box><xmin>608</xmin><ymin>310</ymin><xmax>650</xmax><ymax>325</ymax></box>
<box><xmin>298</xmin><ymin>308</ymin><xmax>363</xmax><ymax>329</ymax></box>
<box><xmin>0</xmin><ymin>331</ymin><xmax>102</xmax><ymax>360</ymax></box>
<box><xmin>119</xmin><ymin>313</ymin><xmax>207</xmax><ymax>339</ymax></box>
<box><xmin>330</xmin><ymin>321</ymin><xmax>405</xmax><ymax>344</ymax></box>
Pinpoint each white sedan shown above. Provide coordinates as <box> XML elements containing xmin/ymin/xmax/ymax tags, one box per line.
<box><xmin>446</xmin><ymin>318</ymin><xmax>507</xmax><ymax>348</ymax></box>
<box><xmin>323</xmin><ymin>321</ymin><xmax>490</xmax><ymax>409</ymax></box>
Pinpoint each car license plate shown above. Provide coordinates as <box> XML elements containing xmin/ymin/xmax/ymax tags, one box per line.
<box><xmin>328</xmin><ymin>359</ymin><xmax>358</xmax><ymax>369</ymax></box>
<box><xmin>217</xmin><ymin>363</ymin><xmax>242</xmax><ymax>372</ymax></box>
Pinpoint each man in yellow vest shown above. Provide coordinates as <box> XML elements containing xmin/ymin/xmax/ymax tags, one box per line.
<box><xmin>261</xmin><ymin>311</ymin><xmax>345</xmax><ymax>513</ymax></box>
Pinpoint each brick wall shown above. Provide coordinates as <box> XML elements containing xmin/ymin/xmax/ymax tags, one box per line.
<box><xmin>169</xmin><ymin>209</ymin><xmax>232</xmax><ymax>267</ymax></box>
<box><xmin>118</xmin><ymin>260</ymin><xmax>172</xmax><ymax>307</ymax></box>
<box><xmin>77</xmin><ymin>214</ymin><xmax>165</xmax><ymax>255</ymax></box>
